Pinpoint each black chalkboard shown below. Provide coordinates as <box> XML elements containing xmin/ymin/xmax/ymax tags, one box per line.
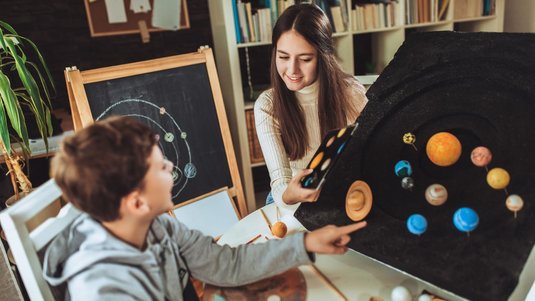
<box><xmin>65</xmin><ymin>49</ymin><xmax>247</xmax><ymax>216</ymax></box>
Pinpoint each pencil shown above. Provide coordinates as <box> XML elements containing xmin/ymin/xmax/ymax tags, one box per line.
<box><xmin>310</xmin><ymin>264</ymin><xmax>348</xmax><ymax>301</ymax></box>
<box><xmin>245</xmin><ymin>233</ymin><xmax>262</xmax><ymax>245</ymax></box>
<box><xmin>258</xmin><ymin>208</ymin><xmax>272</xmax><ymax>230</ymax></box>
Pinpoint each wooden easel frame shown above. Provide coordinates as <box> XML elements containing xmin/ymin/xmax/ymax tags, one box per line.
<box><xmin>64</xmin><ymin>48</ymin><xmax>248</xmax><ymax>218</ymax></box>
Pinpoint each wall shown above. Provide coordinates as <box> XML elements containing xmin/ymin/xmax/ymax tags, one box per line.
<box><xmin>0</xmin><ymin>0</ymin><xmax>214</xmax><ymax>203</ymax></box>
<box><xmin>0</xmin><ymin>0</ymin><xmax>213</xmax><ymax>110</ymax></box>
<box><xmin>504</xmin><ymin>0</ymin><xmax>535</xmax><ymax>32</ymax></box>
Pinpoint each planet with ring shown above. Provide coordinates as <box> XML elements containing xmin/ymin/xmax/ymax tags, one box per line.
<box><xmin>345</xmin><ymin>180</ymin><xmax>373</xmax><ymax>221</ymax></box>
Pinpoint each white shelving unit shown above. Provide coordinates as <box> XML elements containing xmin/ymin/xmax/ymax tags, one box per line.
<box><xmin>208</xmin><ymin>0</ymin><xmax>504</xmax><ymax>212</ymax></box>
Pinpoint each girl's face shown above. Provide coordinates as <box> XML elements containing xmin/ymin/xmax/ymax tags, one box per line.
<box><xmin>276</xmin><ymin>30</ymin><xmax>318</xmax><ymax>92</ymax></box>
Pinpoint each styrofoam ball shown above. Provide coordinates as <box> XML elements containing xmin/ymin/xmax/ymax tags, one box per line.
<box><xmin>391</xmin><ymin>286</ymin><xmax>412</xmax><ymax>301</ymax></box>
<box><xmin>418</xmin><ymin>294</ymin><xmax>432</xmax><ymax>301</ymax></box>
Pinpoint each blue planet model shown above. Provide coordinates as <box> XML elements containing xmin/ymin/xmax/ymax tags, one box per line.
<box><xmin>453</xmin><ymin>207</ymin><xmax>479</xmax><ymax>232</ymax></box>
<box><xmin>407</xmin><ymin>214</ymin><xmax>427</xmax><ymax>235</ymax></box>
<box><xmin>395</xmin><ymin>160</ymin><xmax>413</xmax><ymax>177</ymax></box>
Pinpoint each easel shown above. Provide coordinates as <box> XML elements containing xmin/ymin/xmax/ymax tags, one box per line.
<box><xmin>64</xmin><ymin>47</ymin><xmax>248</xmax><ymax>218</ymax></box>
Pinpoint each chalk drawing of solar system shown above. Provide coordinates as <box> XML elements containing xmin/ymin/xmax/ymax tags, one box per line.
<box><xmin>96</xmin><ymin>98</ymin><xmax>197</xmax><ymax>200</ymax></box>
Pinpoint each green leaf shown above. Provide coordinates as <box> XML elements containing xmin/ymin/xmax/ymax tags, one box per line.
<box><xmin>18</xmin><ymin>37</ymin><xmax>56</xmax><ymax>94</ymax></box>
<box><xmin>0</xmin><ymin>71</ymin><xmax>26</xmax><ymax>152</ymax></box>
<box><xmin>5</xmin><ymin>38</ymin><xmax>49</xmax><ymax>138</ymax></box>
<box><xmin>0</xmin><ymin>93</ymin><xmax>11</xmax><ymax>153</ymax></box>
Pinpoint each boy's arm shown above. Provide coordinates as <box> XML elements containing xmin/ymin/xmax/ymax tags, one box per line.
<box><xmin>170</xmin><ymin>217</ymin><xmax>312</xmax><ymax>287</ymax></box>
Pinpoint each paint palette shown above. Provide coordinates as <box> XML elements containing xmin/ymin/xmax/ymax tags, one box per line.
<box><xmin>300</xmin><ymin>123</ymin><xmax>357</xmax><ymax>190</ymax></box>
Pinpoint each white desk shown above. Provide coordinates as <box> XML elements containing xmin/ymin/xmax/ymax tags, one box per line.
<box><xmin>217</xmin><ymin>204</ymin><xmax>468</xmax><ymax>301</ymax></box>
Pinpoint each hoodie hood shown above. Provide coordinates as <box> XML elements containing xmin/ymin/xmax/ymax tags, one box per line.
<box><xmin>43</xmin><ymin>214</ymin><xmax>160</xmax><ymax>286</ymax></box>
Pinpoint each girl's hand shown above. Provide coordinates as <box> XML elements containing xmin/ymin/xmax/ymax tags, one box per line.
<box><xmin>282</xmin><ymin>169</ymin><xmax>321</xmax><ymax>205</ymax></box>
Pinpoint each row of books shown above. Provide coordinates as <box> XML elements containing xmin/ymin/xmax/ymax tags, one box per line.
<box><xmin>245</xmin><ymin>109</ymin><xmax>265</xmax><ymax>164</ymax></box>
<box><xmin>405</xmin><ymin>0</ymin><xmax>450</xmax><ymax>25</ymax></box>
<box><xmin>352</xmin><ymin>1</ymin><xmax>402</xmax><ymax>31</ymax></box>
<box><xmin>453</xmin><ymin>0</ymin><xmax>495</xmax><ymax>19</ymax></box>
<box><xmin>232</xmin><ymin>0</ymin><xmax>350</xmax><ymax>44</ymax></box>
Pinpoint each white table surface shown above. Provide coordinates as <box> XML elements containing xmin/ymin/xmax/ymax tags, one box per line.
<box><xmin>217</xmin><ymin>203</ymin><xmax>469</xmax><ymax>301</ymax></box>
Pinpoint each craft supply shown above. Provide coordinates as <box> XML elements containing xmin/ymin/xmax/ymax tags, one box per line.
<box><xmin>426</xmin><ymin>132</ymin><xmax>462</xmax><ymax>167</ymax></box>
<box><xmin>403</xmin><ymin>132</ymin><xmax>418</xmax><ymax>150</ymax></box>
<box><xmin>394</xmin><ymin>160</ymin><xmax>412</xmax><ymax>177</ymax></box>
<box><xmin>401</xmin><ymin>177</ymin><xmax>414</xmax><ymax>190</ymax></box>
<box><xmin>271</xmin><ymin>207</ymin><xmax>288</xmax><ymax>238</ymax></box>
<box><xmin>391</xmin><ymin>286</ymin><xmax>412</xmax><ymax>301</ymax></box>
<box><xmin>407</xmin><ymin>214</ymin><xmax>427</xmax><ymax>235</ymax></box>
<box><xmin>345</xmin><ymin>180</ymin><xmax>373</xmax><ymax>221</ymax></box>
<box><xmin>259</xmin><ymin>208</ymin><xmax>272</xmax><ymax>230</ymax></box>
<box><xmin>453</xmin><ymin>207</ymin><xmax>479</xmax><ymax>234</ymax></box>
<box><xmin>470</xmin><ymin>146</ymin><xmax>492</xmax><ymax>171</ymax></box>
<box><xmin>506</xmin><ymin>194</ymin><xmax>524</xmax><ymax>218</ymax></box>
<box><xmin>425</xmin><ymin>184</ymin><xmax>448</xmax><ymax>206</ymax></box>
<box><xmin>271</xmin><ymin>222</ymin><xmax>288</xmax><ymax>238</ymax></box>
<box><xmin>310</xmin><ymin>264</ymin><xmax>348</xmax><ymax>301</ymax></box>
<box><xmin>245</xmin><ymin>234</ymin><xmax>262</xmax><ymax>245</ymax></box>
<box><xmin>487</xmin><ymin>167</ymin><xmax>510</xmax><ymax>193</ymax></box>
<box><xmin>300</xmin><ymin>124</ymin><xmax>358</xmax><ymax>189</ymax></box>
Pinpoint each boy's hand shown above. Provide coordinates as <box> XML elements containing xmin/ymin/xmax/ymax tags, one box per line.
<box><xmin>304</xmin><ymin>222</ymin><xmax>367</xmax><ymax>254</ymax></box>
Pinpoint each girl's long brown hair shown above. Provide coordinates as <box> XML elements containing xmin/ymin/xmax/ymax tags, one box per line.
<box><xmin>270</xmin><ymin>3</ymin><xmax>358</xmax><ymax>160</ymax></box>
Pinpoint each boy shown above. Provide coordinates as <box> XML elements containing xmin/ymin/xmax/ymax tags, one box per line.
<box><xmin>43</xmin><ymin>116</ymin><xmax>366</xmax><ymax>300</ymax></box>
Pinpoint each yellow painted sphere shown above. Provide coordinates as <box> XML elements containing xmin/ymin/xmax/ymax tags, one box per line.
<box><xmin>487</xmin><ymin>167</ymin><xmax>510</xmax><ymax>189</ymax></box>
<box><xmin>271</xmin><ymin>221</ymin><xmax>288</xmax><ymax>238</ymax></box>
<box><xmin>426</xmin><ymin>132</ymin><xmax>462</xmax><ymax>167</ymax></box>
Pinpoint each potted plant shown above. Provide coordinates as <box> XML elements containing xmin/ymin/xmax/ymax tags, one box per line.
<box><xmin>0</xmin><ymin>20</ymin><xmax>55</xmax><ymax>204</ymax></box>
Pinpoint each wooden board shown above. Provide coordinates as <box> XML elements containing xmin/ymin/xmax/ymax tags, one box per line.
<box><xmin>84</xmin><ymin>0</ymin><xmax>190</xmax><ymax>37</ymax></box>
<box><xmin>64</xmin><ymin>48</ymin><xmax>248</xmax><ymax>217</ymax></box>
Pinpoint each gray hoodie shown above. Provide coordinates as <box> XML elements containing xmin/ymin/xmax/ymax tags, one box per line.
<box><xmin>43</xmin><ymin>213</ymin><xmax>313</xmax><ymax>301</ymax></box>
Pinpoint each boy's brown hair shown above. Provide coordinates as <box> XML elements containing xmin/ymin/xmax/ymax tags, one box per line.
<box><xmin>51</xmin><ymin>116</ymin><xmax>157</xmax><ymax>222</ymax></box>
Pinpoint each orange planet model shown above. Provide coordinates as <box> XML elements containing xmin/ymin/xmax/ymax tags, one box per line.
<box><xmin>345</xmin><ymin>180</ymin><xmax>373</xmax><ymax>221</ymax></box>
<box><xmin>426</xmin><ymin>132</ymin><xmax>462</xmax><ymax>166</ymax></box>
<box><xmin>271</xmin><ymin>221</ymin><xmax>288</xmax><ymax>238</ymax></box>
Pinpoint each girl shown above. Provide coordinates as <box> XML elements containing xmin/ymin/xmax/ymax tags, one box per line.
<box><xmin>255</xmin><ymin>3</ymin><xmax>368</xmax><ymax>215</ymax></box>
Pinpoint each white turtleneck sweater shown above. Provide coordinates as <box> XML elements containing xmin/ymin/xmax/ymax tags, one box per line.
<box><xmin>254</xmin><ymin>80</ymin><xmax>368</xmax><ymax>216</ymax></box>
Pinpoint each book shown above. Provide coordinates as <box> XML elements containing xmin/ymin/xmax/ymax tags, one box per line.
<box><xmin>300</xmin><ymin>123</ymin><xmax>359</xmax><ymax>190</ymax></box>
<box><xmin>232</xmin><ymin>0</ymin><xmax>242</xmax><ymax>43</ymax></box>
<box><xmin>245</xmin><ymin>109</ymin><xmax>264</xmax><ymax>164</ymax></box>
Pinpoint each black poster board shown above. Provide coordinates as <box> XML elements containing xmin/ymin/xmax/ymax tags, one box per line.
<box><xmin>65</xmin><ymin>49</ymin><xmax>247</xmax><ymax>217</ymax></box>
<box><xmin>295</xmin><ymin>32</ymin><xmax>535</xmax><ymax>300</ymax></box>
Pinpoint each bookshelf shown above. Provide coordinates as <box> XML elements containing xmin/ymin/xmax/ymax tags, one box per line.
<box><xmin>208</xmin><ymin>0</ymin><xmax>504</xmax><ymax>212</ymax></box>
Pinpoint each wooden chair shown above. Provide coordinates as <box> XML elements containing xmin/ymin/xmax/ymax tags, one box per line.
<box><xmin>0</xmin><ymin>179</ymin><xmax>80</xmax><ymax>301</ymax></box>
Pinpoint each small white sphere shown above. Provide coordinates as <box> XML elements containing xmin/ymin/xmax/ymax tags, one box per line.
<box><xmin>418</xmin><ymin>294</ymin><xmax>432</xmax><ymax>301</ymax></box>
<box><xmin>391</xmin><ymin>286</ymin><xmax>412</xmax><ymax>301</ymax></box>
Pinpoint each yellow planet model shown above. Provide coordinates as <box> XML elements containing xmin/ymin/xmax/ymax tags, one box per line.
<box><xmin>487</xmin><ymin>167</ymin><xmax>510</xmax><ymax>189</ymax></box>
